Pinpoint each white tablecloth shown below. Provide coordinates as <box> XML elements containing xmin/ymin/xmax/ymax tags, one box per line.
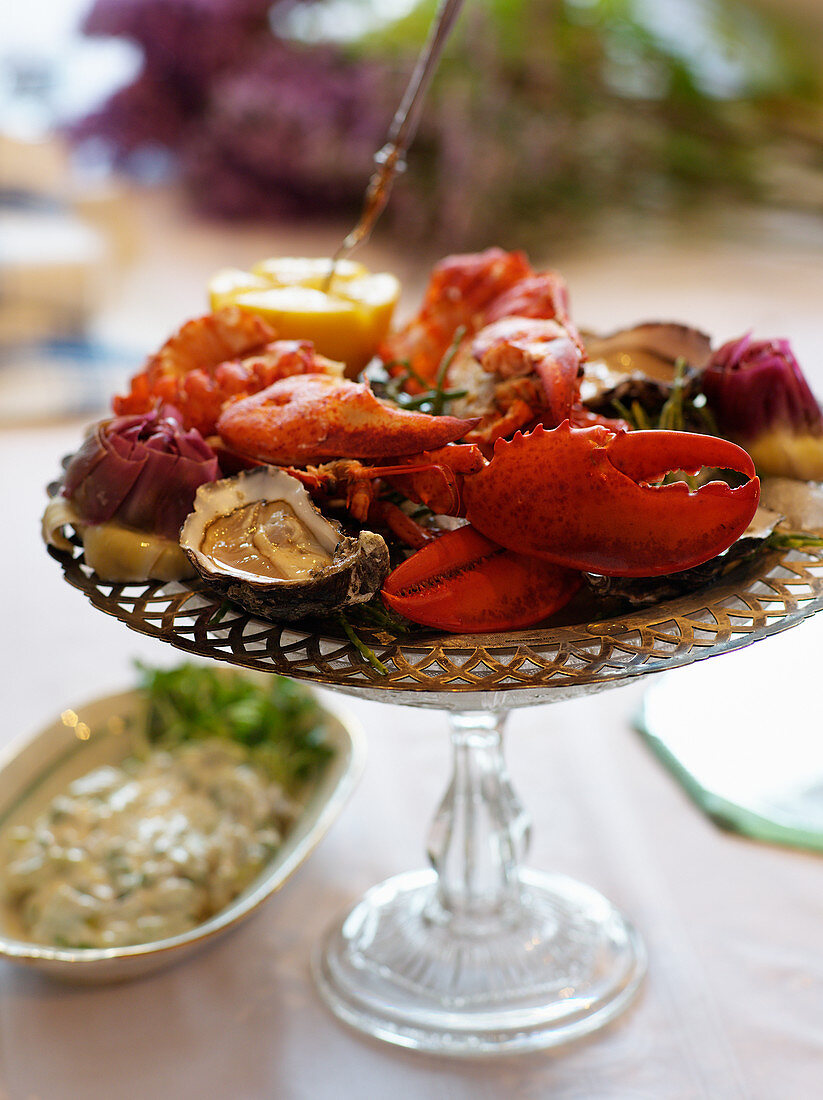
<box><xmin>2</xmin><ymin>220</ymin><xmax>823</xmax><ymax>1099</ymax></box>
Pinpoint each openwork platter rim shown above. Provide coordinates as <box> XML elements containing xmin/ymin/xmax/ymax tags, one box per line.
<box><xmin>48</xmin><ymin>537</ymin><xmax>823</xmax><ymax>700</ymax></box>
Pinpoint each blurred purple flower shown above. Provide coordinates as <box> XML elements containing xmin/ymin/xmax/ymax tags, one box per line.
<box><xmin>68</xmin><ymin>0</ymin><xmax>818</xmax><ymax>248</ymax></box>
<box><xmin>182</xmin><ymin>42</ymin><xmax>396</xmax><ymax>218</ymax></box>
<box><xmin>83</xmin><ymin>0</ymin><xmax>274</xmax><ymax>96</ymax></box>
<box><xmin>69</xmin><ymin>68</ymin><xmax>190</xmax><ymax>157</ymax></box>
<box><xmin>71</xmin><ymin>0</ymin><xmax>279</xmax><ymax>162</ymax></box>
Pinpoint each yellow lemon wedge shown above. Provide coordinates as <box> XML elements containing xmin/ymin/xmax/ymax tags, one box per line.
<box><xmin>208</xmin><ymin>258</ymin><xmax>400</xmax><ymax>375</ymax></box>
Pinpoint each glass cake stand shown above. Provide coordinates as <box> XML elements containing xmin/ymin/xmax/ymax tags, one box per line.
<box><xmin>48</xmin><ymin>536</ymin><xmax>823</xmax><ymax>1054</ymax></box>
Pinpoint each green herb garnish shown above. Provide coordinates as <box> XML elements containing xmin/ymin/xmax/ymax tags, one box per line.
<box><xmin>613</xmin><ymin>359</ymin><xmax>719</xmax><ymax>436</ymax></box>
<box><xmin>611</xmin><ymin>397</ymin><xmax>652</xmax><ymax>431</ymax></box>
<box><xmin>657</xmin><ymin>358</ymin><xmax>689</xmax><ymax>432</ymax></box>
<box><xmin>377</xmin><ymin>326</ymin><xmax>469</xmax><ymax>416</ymax></box>
<box><xmin>208</xmin><ymin>600</ymin><xmax>233</xmax><ymax>626</ymax></box>
<box><xmin>136</xmin><ymin>663</ymin><xmax>333</xmax><ymax>792</ymax></box>
<box><xmin>337</xmin><ymin>612</ymin><xmax>390</xmax><ymax>675</ymax></box>
<box><xmin>767</xmin><ymin>531</ymin><xmax>823</xmax><ymax>551</ymax></box>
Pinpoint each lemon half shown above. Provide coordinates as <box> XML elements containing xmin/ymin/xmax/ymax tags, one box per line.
<box><xmin>208</xmin><ymin>258</ymin><xmax>400</xmax><ymax>375</ymax></box>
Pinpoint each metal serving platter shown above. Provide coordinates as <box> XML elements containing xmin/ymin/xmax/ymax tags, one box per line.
<box><xmin>48</xmin><ymin>535</ymin><xmax>823</xmax><ymax>711</ymax></box>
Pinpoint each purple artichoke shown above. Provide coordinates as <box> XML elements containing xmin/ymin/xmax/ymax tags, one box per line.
<box><xmin>63</xmin><ymin>405</ymin><xmax>219</xmax><ymax>539</ymax></box>
<box><xmin>703</xmin><ymin>334</ymin><xmax>822</xmax><ymax>438</ymax></box>
<box><xmin>702</xmin><ymin>334</ymin><xmax>823</xmax><ymax>478</ymax></box>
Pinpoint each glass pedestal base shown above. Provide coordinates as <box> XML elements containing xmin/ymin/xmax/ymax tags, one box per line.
<box><xmin>313</xmin><ymin>868</ymin><xmax>645</xmax><ymax>1056</ymax></box>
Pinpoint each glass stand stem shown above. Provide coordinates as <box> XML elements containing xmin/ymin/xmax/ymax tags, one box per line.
<box><xmin>313</xmin><ymin>706</ymin><xmax>646</xmax><ymax>1055</ymax></box>
<box><xmin>428</xmin><ymin>711</ymin><xmax>528</xmax><ymax>931</ymax></box>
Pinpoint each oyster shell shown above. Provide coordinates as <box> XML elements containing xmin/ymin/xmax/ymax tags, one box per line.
<box><xmin>180</xmin><ymin>467</ymin><xmax>390</xmax><ymax>621</ymax></box>
<box><xmin>581</xmin><ymin>322</ymin><xmax>712</xmax><ymax>419</ymax></box>
<box><xmin>759</xmin><ymin>477</ymin><xmax>823</xmax><ymax>533</ymax></box>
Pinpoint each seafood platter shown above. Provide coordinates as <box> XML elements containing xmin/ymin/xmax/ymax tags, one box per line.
<box><xmin>43</xmin><ymin>247</ymin><xmax>823</xmax><ymax>701</ymax></box>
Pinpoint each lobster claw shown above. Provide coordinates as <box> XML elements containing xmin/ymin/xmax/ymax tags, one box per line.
<box><xmin>605</xmin><ymin>428</ymin><xmax>756</xmax><ymax>484</ymax></box>
<box><xmin>462</xmin><ymin>421</ymin><xmax>760</xmax><ymax>577</ymax></box>
<box><xmin>217</xmin><ymin>374</ymin><xmax>478</xmax><ymax>465</ymax></box>
<box><xmin>381</xmin><ymin>525</ymin><xmax>582</xmax><ymax>632</ymax></box>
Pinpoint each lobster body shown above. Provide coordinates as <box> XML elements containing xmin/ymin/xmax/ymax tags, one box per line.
<box><xmin>210</xmin><ymin>368</ymin><xmax>760</xmax><ymax>630</ymax></box>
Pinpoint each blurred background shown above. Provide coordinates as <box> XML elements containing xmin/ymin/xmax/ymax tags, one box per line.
<box><xmin>2</xmin><ymin>0</ymin><xmax>823</xmax><ymax>422</ymax></box>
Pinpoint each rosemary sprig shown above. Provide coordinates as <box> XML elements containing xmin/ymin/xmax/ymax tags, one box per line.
<box><xmin>377</xmin><ymin>327</ymin><xmax>469</xmax><ymax>416</ymax></box>
<box><xmin>657</xmin><ymin>358</ymin><xmax>689</xmax><ymax>432</ymax></box>
<box><xmin>208</xmin><ymin>599</ymin><xmax>233</xmax><ymax>626</ymax></box>
<box><xmin>632</xmin><ymin>401</ymin><xmax>653</xmax><ymax>430</ymax></box>
<box><xmin>347</xmin><ymin>598</ymin><xmax>413</xmax><ymax>636</ymax></box>
<box><xmin>609</xmin><ymin>397</ymin><xmax>634</xmax><ymax>425</ymax></box>
<box><xmin>616</xmin><ymin>396</ymin><xmax>651</xmax><ymax>429</ymax></box>
<box><xmin>381</xmin><ymin>357</ymin><xmax>429</xmax><ymax>389</ymax></box>
<box><xmin>430</xmin><ymin>326</ymin><xmax>466</xmax><ymax>415</ymax></box>
<box><xmin>767</xmin><ymin>531</ymin><xmax>823</xmax><ymax>550</ymax></box>
<box><xmin>612</xmin><ymin>358</ymin><xmax>716</xmax><ymax>436</ymax></box>
<box><xmin>611</xmin><ymin>397</ymin><xmax>652</xmax><ymax>431</ymax></box>
<box><xmin>337</xmin><ymin>612</ymin><xmax>389</xmax><ymax>675</ymax></box>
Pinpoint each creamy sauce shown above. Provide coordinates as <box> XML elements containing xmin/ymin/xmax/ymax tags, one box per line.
<box><xmin>2</xmin><ymin>741</ymin><xmax>297</xmax><ymax>948</ymax></box>
<box><xmin>202</xmin><ymin>501</ymin><xmax>333</xmax><ymax>581</ymax></box>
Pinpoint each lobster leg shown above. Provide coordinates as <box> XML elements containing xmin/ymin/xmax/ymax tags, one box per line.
<box><xmin>285</xmin><ymin>456</ymin><xmax>463</xmax><ymax>544</ymax></box>
<box><xmin>368</xmin><ymin>501</ymin><xmax>435</xmax><ymax>549</ymax></box>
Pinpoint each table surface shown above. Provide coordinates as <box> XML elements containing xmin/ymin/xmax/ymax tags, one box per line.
<box><xmin>2</xmin><ymin>198</ymin><xmax>823</xmax><ymax>1099</ymax></box>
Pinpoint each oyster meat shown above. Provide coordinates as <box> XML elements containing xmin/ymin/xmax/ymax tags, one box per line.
<box><xmin>180</xmin><ymin>467</ymin><xmax>390</xmax><ymax>621</ymax></box>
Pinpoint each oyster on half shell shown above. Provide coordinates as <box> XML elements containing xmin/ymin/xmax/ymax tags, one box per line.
<box><xmin>180</xmin><ymin>467</ymin><xmax>389</xmax><ymax>621</ymax></box>
<box><xmin>580</xmin><ymin>321</ymin><xmax>712</xmax><ymax>419</ymax></box>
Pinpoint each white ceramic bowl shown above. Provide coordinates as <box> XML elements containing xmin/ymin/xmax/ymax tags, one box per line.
<box><xmin>0</xmin><ymin>680</ymin><xmax>365</xmax><ymax>982</ymax></box>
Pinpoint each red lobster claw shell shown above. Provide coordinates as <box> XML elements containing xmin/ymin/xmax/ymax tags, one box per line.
<box><xmin>462</xmin><ymin>421</ymin><xmax>760</xmax><ymax>577</ymax></box>
<box><xmin>381</xmin><ymin>525</ymin><xmax>582</xmax><ymax>632</ymax></box>
<box><xmin>217</xmin><ymin>374</ymin><xmax>478</xmax><ymax>465</ymax></box>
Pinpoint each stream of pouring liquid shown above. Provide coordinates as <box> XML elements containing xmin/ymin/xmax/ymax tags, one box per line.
<box><xmin>323</xmin><ymin>0</ymin><xmax>466</xmax><ymax>292</ymax></box>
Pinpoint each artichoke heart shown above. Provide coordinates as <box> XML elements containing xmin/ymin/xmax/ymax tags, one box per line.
<box><xmin>42</xmin><ymin>496</ymin><xmax>195</xmax><ymax>582</ymax></box>
<box><xmin>180</xmin><ymin>467</ymin><xmax>390</xmax><ymax>622</ymax></box>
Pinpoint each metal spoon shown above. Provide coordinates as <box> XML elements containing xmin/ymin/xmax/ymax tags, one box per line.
<box><xmin>323</xmin><ymin>0</ymin><xmax>466</xmax><ymax>292</ymax></box>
